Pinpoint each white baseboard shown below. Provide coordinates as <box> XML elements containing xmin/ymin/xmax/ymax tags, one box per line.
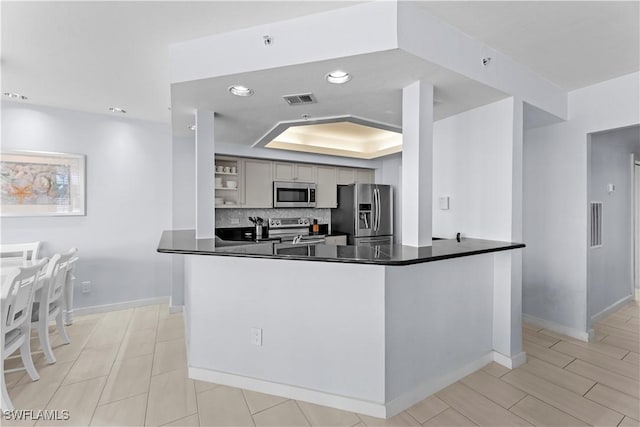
<box><xmin>493</xmin><ymin>351</ymin><xmax>527</xmax><ymax>369</ymax></box>
<box><xmin>523</xmin><ymin>313</ymin><xmax>590</xmax><ymax>342</ymax></box>
<box><xmin>591</xmin><ymin>295</ymin><xmax>634</xmax><ymax>323</ymax></box>
<box><xmin>73</xmin><ymin>296</ymin><xmax>169</xmax><ymax>317</ymax></box>
<box><xmin>189</xmin><ymin>366</ymin><xmax>386</xmax><ymax>418</ymax></box>
<box><xmin>190</xmin><ymin>352</ymin><xmax>496</xmax><ymax>419</ymax></box>
<box><xmin>384</xmin><ymin>352</ymin><xmax>494</xmax><ymax>418</ymax></box>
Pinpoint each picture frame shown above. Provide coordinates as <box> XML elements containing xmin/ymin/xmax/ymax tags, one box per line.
<box><xmin>1</xmin><ymin>151</ymin><xmax>86</xmax><ymax>216</ymax></box>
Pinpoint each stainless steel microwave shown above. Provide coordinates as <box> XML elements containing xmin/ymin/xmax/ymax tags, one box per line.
<box><xmin>273</xmin><ymin>181</ymin><xmax>316</xmax><ymax>208</ymax></box>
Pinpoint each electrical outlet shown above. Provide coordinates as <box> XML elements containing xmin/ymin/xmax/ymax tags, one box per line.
<box><xmin>81</xmin><ymin>281</ymin><xmax>91</xmax><ymax>294</ymax></box>
<box><xmin>230</xmin><ymin>218</ymin><xmax>240</xmax><ymax>225</ymax></box>
<box><xmin>251</xmin><ymin>327</ymin><xmax>262</xmax><ymax>346</ymax></box>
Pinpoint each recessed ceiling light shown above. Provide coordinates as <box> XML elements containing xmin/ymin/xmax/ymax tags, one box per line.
<box><xmin>109</xmin><ymin>107</ymin><xmax>126</xmax><ymax>113</ymax></box>
<box><xmin>325</xmin><ymin>70</ymin><xmax>351</xmax><ymax>84</ymax></box>
<box><xmin>228</xmin><ymin>85</ymin><xmax>254</xmax><ymax>97</ymax></box>
<box><xmin>3</xmin><ymin>92</ymin><xmax>28</xmax><ymax>100</ymax></box>
<box><xmin>188</xmin><ymin>125</ymin><xmax>196</xmax><ymax>131</ymax></box>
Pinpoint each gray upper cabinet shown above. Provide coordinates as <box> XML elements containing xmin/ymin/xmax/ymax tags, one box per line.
<box><xmin>337</xmin><ymin>167</ymin><xmax>356</xmax><ymax>185</ymax></box>
<box><xmin>216</xmin><ymin>156</ymin><xmax>374</xmax><ymax>209</ymax></box>
<box><xmin>355</xmin><ymin>168</ymin><xmax>374</xmax><ymax>184</ymax></box>
<box><xmin>273</xmin><ymin>162</ymin><xmax>316</xmax><ymax>182</ymax></box>
<box><xmin>316</xmin><ymin>166</ymin><xmax>338</xmax><ymax>208</ymax></box>
<box><xmin>243</xmin><ymin>159</ymin><xmax>273</xmax><ymax>208</ymax></box>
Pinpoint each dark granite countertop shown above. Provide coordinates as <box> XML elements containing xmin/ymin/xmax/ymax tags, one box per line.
<box><xmin>158</xmin><ymin>230</ymin><xmax>524</xmax><ymax>266</ymax></box>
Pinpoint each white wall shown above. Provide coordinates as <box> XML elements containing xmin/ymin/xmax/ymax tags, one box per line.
<box><xmin>1</xmin><ymin>101</ymin><xmax>172</xmax><ymax>309</ymax></box>
<box><xmin>523</xmin><ymin>72</ymin><xmax>640</xmax><ymax>335</ymax></box>
<box><xmin>379</xmin><ymin>98</ymin><xmax>520</xmax><ymax>242</ymax></box>
<box><xmin>432</xmin><ymin>98</ymin><xmax>517</xmax><ymax>240</ymax></box>
<box><xmin>589</xmin><ymin>126</ymin><xmax>640</xmax><ymax>318</ymax></box>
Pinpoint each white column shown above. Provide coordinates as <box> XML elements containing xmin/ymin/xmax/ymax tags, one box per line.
<box><xmin>493</xmin><ymin>97</ymin><xmax>525</xmax><ymax>368</ymax></box>
<box><xmin>195</xmin><ymin>110</ymin><xmax>215</xmax><ymax>239</ymax></box>
<box><xmin>401</xmin><ymin>81</ymin><xmax>433</xmax><ymax>247</ymax></box>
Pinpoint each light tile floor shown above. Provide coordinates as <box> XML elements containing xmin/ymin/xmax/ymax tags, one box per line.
<box><xmin>4</xmin><ymin>301</ymin><xmax>640</xmax><ymax>426</ymax></box>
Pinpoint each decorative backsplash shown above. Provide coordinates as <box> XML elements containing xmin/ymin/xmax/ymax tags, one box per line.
<box><xmin>215</xmin><ymin>208</ymin><xmax>331</xmax><ymax>228</ymax></box>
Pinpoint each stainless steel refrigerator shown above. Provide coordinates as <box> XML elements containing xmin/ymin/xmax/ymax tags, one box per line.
<box><xmin>331</xmin><ymin>184</ymin><xmax>393</xmax><ymax>245</ymax></box>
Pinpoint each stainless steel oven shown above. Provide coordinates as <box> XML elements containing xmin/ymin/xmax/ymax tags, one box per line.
<box><xmin>273</xmin><ymin>181</ymin><xmax>316</xmax><ymax>208</ymax></box>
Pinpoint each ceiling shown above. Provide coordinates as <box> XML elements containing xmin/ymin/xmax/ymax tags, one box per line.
<box><xmin>2</xmin><ymin>1</ymin><xmax>638</xmax><ymax>138</ymax></box>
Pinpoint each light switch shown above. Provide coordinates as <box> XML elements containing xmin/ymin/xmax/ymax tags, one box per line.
<box><xmin>439</xmin><ymin>196</ymin><xmax>450</xmax><ymax>210</ymax></box>
<box><xmin>607</xmin><ymin>184</ymin><xmax>615</xmax><ymax>194</ymax></box>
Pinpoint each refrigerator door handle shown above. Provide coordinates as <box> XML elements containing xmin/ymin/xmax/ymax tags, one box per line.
<box><xmin>377</xmin><ymin>189</ymin><xmax>381</xmax><ymax>231</ymax></box>
<box><xmin>373</xmin><ymin>188</ymin><xmax>377</xmax><ymax>231</ymax></box>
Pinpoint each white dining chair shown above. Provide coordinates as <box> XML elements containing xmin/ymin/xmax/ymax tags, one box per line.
<box><xmin>0</xmin><ymin>242</ymin><xmax>41</xmax><ymax>261</ymax></box>
<box><xmin>63</xmin><ymin>255</ymin><xmax>78</xmax><ymax>325</ymax></box>
<box><xmin>2</xmin><ymin>259</ymin><xmax>48</xmax><ymax>411</ymax></box>
<box><xmin>32</xmin><ymin>248</ymin><xmax>77</xmax><ymax>364</ymax></box>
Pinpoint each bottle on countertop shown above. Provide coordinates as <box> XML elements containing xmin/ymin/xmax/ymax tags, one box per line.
<box><xmin>312</xmin><ymin>218</ymin><xmax>319</xmax><ymax>233</ymax></box>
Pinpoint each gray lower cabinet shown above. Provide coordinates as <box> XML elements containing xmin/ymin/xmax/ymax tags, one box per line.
<box><xmin>243</xmin><ymin>159</ymin><xmax>273</xmax><ymax>207</ymax></box>
<box><xmin>316</xmin><ymin>166</ymin><xmax>338</xmax><ymax>208</ymax></box>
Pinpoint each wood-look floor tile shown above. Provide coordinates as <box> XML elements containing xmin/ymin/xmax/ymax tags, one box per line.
<box><xmin>551</xmin><ymin>341</ymin><xmax>639</xmax><ymax>380</ymax></box>
<box><xmin>241</xmin><ymin>389</ymin><xmax>288</xmax><ymax>414</ymax></box>
<box><xmin>598</xmin><ymin>315</ymin><xmax>639</xmax><ymax>333</ymax></box>
<box><xmin>135</xmin><ymin>304</ymin><xmax>160</xmax><ymax>313</ymax></box>
<box><xmin>10</xmin><ymin>360</ymin><xmax>74</xmax><ymax>407</ymax></box>
<box><xmin>152</xmin><ymin>338</ymin><xmax>187</xmax><ymax>376</ymax></box>
<box><xmin>436</xmin><ymin>383</ymin><xmax>531</xmax><ymax>426</ymax></box>
<box><xmin>194</xmin><ymin>379</ymin><xmax>219</xmax><ymax>394</ymax></box>
<box><xmin>619</xmin><ymin>416</ymin><xmax>640</xmax><ymax>427</ymax></box>
<box><xmin>481</xmin><ymin>362</ymin><xmax>510</xmax><ymax>378</ymax></box>
<box><xmin>296</xmin><ymin>400</ymin><xmax>360</xmax><ymax>426</ymax></box>
<box><xmin>156</xmin><ymin>316</ymin><xmax>185</xmax><ymax>342</ymax></box>
<box><xmin>195</xmin><ymin>386</ymin><xmax>253</xmax><ymax>427</ymax></box>
<box><xmin>99</xmin><ymin>354</ymin><xmax>153</xmax><ymax>404</ymax></box>
<box><xmin>252</xmin><ymin>400</ymin><xmax>309</xmax><ymax>427</ymax></box>
<box><xmin>117</xmin><ymin>328</ymin><xmax>157</xmax><ymax>360</ymax></box>
<box><xmin>5</xmin><ymin>370</ymin><xmax>26</xmax><ymax>389</ymax></box>
<box><xmin>523</xmin><ymin>340</ymin><xmax>574</xmax><ymax>368</ymax></box>
<box><xmin>602</xmin><ymin>334</ymin><xmax>640</xmax><ymax>353</ymax></box>
<box><xmin>555</xmin><ymin>335</ymin><xmax>630</xmax><ymax>360</ymax></box>
<box><xmin>460</xmin><ymin>370</ymin><xmax>526</xmax><ymax>409</ymax></box>
<box><xmin>508</xmin><ymin>395</ymin><xmax>587</xmax><ymax>426</ymax></box>
<box><xmin>519</xmin><ymin>357</ymin><xmax>595</xmax><ymax>395</ymax></box>
<box><xmin>624</xmin><ymin>351</ymin><xmax>640</xmax><ymax>364</ymax></box>
<box><xmin>595</xmin><ymin>324</ymin><xmax>640</xmax><ymax>344</ymax></box>
<box><xmin>422</xmin><ymin>408</ymin><xmax>476</xmax><ymax>426</ymax></box>
<box><xmin>523</xmin><ymin>331</ymin><xmax>560</xmax><ymax>348</ymax></box>
<box><xmin>17</xmin><ymin>357</ymin><xmax>73</xmax><ymax>386</ymax></box>
<box><xmin>161</xmin><ymin>414</ymin><xmax>200</xmax><ymax>426</ymax></box>
<box><xmin>565</xmin><ymin>358</ymin><xmax>639</xmax><ymax>398</ymax></box>
<box><xmin>146</xmin><ymin>369</ymin><xmax>197</xmax><ymax>426</ymax></box>
<box><xmin>356</xmin><ymin>411</ymin><xmax>420</xmax><ymax>427</ymax></box>
<box><xmin>405</xmin><ymin>395</ymin><xmax>449</xmax><ymax>424</ymax></box>
<box><xmin>501</xmin><ymin>368</ymin><xmax>623</xmax><ymax>426</ymax></box>
<box><xmin>584</xmin><ymin>383</ymin><xmax>640</xmax><ymax>420</ymax></box>
<box><xmin>63</xmin><ymin>344</ymin><xmax>119</xmax><ymax>385</ymax></box>
<box><xmin>129</xmin><ymin>310</ymin><xmax>159</xmax><ymax>332</ymax></box>
<box><xmin>37</xmin><ymin>376</ymin><xmax>107</xmax><ymax>426</ymax></box>
<box><xmin>522</xmin><ymin>323</ymin><xmax>543</xmax><ymax>333</ymax></box>
<box><xmin>90</xmin><ymin>393</ymin><xmax>147</xmax><ymax>426</ymax></box>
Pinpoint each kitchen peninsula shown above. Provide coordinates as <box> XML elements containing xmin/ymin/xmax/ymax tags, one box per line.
<box><xmin>158</xmin><ymin>231</ymin><xmax>525</xmax><ymax>417</ymax></box>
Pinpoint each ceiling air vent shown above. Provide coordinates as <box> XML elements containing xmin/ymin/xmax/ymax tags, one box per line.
<box><xmin>282</xmin><ymin>93</ymin><xmax>316</xmax><ymax>106</ymax></box>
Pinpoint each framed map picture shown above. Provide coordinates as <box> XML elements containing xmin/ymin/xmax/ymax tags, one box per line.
<box><xmin>1</xmin><ymin>151</ymin><xmax>86</xmax><ymax>216</ymax></box>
